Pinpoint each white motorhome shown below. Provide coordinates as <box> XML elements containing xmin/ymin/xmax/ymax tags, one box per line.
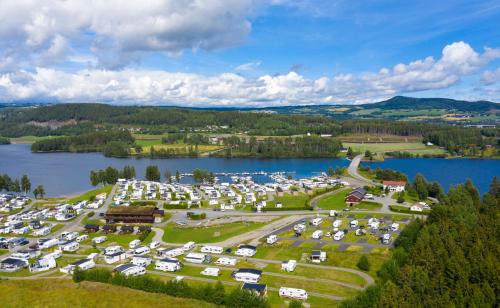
<box><xmin>382</xmin><ymin>233</ymin><xmax>392</xmax><ymax>245</ymax></box>
<box><xmin>310</xmin><ymin>217</ymin><xmax>323</xmax><ymax>226</ymax></box>
<box><xmin>182</xmin><ymin>241</ymin><xmax>196</xmax><ymax>252</ymax></box>
<box><xmin>184</xmin><ymin>253</ymin><xmax>211</xmax><ymax>264</ymax></box>
<box><xmin>235</xmin><ymin>245</ymin><xmax>257</xmax><ymax>257</ymax></box>
<box><xmin>132</xmin><ymin>256</ymin><xmax>152</xmax><ymax>267</ymax></box>
<box><xmin>215</xmin><ymin>257</ymin><xmax>237</xmax><ymax>266</ymax></box>
<box><xmin>266</xmin><ymin>234</ymin><xmax>278</xmax><ymax>245</ymax></box>
<box><xmin>76</xmin><ymin>234</ymin><xmax>88</xmax><ymax>242</ymax></box>
<box><xmin>350</xmin><ymin>220</ymin><xmax>359</xmax><ymax>228</ymax></box>
<box><xmin>156</xmin><ymin>247</ymin><xmax>184</xmax><ymax>259</ymax></box>
<box><xmin>60</xmin><ymin>258</ymin><xmax>95</xmax><ymax>274</ymax></box>
<box><xmin>39</xmin><ymin>238</ymin><xmax>59</xmax><ymax>249</ymax></box>
<box><xmin>200</xmin><ymin>245</ymin><xmax>223</xmax><ymax>254</ymax></box>
<box><xmin>232</xmin><ymin>268</ymin><xmax>262</xmax><ymax>283</ymax></box>
<box><xmin>390</xmin><ymin>223</ymin><xmax>399</xmax><ymax>231</ymax></box>
<box><xmin>281</xmin><ymin>260</ymin><xmax>297</xmax><ymax>272</ymax></box>
<box><xmin>201</xmin><ymin>267</ymin><xmax>220</xmax><ymax>277</ymax></box>
<box><xmin>279</xmin><ymin>287</ymin><xmax>308</xmax><ymax>300</ymax></box>
<box><xmin>155</xmin><ymin>258</ymin><xmax>181</xmax><ymax>272</ymax></box>
<box><xmin>333</xmin><ymin>231</ymin><xmax>345</xmax><ymax>241</ymax></box>
<box><xmin>30</xmin><ymin>257</ymin><xmax>57</xmax><ymax>273</ymax></box>
<box><xmin>312</xmin><ymin>230</ymin><xmax>323</xmax><ymax>239</ymax></box>
<box><xmin>33</xmin><ymin>227</ymin><xmax>51</xmax><ymax>237</ymax></box>
<box><xmin>133</xmin><ymin>246</ymin><xmax>151</xmax><ymax>256</ymax></box>
<box><xmin>149</xmin><ymin>241</ymin><xmax>160</xmax><ymax>249</ymax></box>
<box><xmin>59</xmin><ymin>240</ymin><xmax>79</xmax><ymax>252</ymax></box>
<box><xmin>129</xmin><ymin>239</ymin><xmax>141</xmax><ymax>249</ymax></box>
<box><xmin>92</xmin><ymin>236</ymin><xmax>107</xmax><ymax>244</ymax></box>
<box><xmin>293</xmin><ymin>223</ymin><xmax>306</xmax><ymax>234</ymax></box>
<box><xmin>114</xmin><ymin>263</ymin><xmax>146</xmax><ymax>277</ymax></box>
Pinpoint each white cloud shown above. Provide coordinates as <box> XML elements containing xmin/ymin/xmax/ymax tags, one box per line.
<box><xmin>0</xmin><ymin>0</ymin><xmax>262</xmax><ymax>68</ymax></box>
<box><xmin>0</xmin><ymin>42</ymin><xmax>498</xmax><ymax>105</ymax></box>
<box><xmin>481</xmin><ymin>68</ymin><xmax>500</xmax><ymax>85</ymax></box>
<box><xmin>236</xmin><ymin>61</ymin><xmax>262</xmax><ymax>71</ymax></box>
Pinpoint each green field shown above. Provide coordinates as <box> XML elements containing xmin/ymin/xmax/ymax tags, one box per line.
<box><xmin>0</xmin><ymin>280</ymin><xmax>213</xmax><ymax>308</ymax></box>
<box><xmin>162</xmin><ymin>221</ymin><xmax>266</xmax><ymax>244</ymax></box>
<box><xmin>316</xmin><ymin>189</ymin><xmax>352</xmax><ymax>210</ymax></box>
<box><xmin>343</xmin><ymin>142</ymin><xmax>445</xmax><ymax>155</ymax></box>
<box><xmin>271</xmin><ymin>193</ymin><xmax>310</xmax><ymax>208</ymax></box>
<box><xmin>68</xmin><ymin>185</ymin><xmax>113</xmax><ymax>203</ymax></box>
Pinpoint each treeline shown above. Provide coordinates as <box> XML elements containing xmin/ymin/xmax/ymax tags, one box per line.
<box><xmin>359</xmin><ymin>167</ymin><xmax>407</xmax><ymax>182</ymax></box>
<box><xmin>423</xmin><ymin>127</ymin><xmax>497</xmax><ymax>155</ymax></box>
<box><xmin>0</xmin><ymin>173</ymin><xmax>46</xmax><ymax>198</ymax></box>
<box><xmin>162</xmin><ymin>133</ymin><xmax>209</xmax><ymax>145</ymax></box>
<box><xmin>90</xmin><ymin>166</ymin><xmax>136</xmax><ymax>186</ymax></box>
<box><xmin>31</xmin><ymin>130</ymin><xmax>134</xmax><ymax>156</ymax></box>
<box><xmin>73</xmin><ymin>268</ymin><xmax>269</xmax><ymax>308</ymax></box>
<box><xmin>221</xmin><ymin>136</ymin><xmax>343</xmax><ymax>158</ymax></box>
<box><xmin>0</xmin><ymin>137</ymin><xmax>10</xmax><ymax>144</ymax></box>
<box><xmin>342</xmin><ymin>178</ymin><xmax>499</xmax><ymax>307</ymax></box>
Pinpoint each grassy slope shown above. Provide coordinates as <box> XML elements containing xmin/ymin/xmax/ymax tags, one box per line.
<box><xmin>0</xmin><ymin>280</ymin><xmax>214</xmax><ymax>308</ymax></box>
<box><xmin>316</xmin><ymin>189</ymin><xmax>352</xmax><ymax>210</ymax></box>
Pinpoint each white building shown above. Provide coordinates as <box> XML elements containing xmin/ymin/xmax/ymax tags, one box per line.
<box><xmin>232</xmin><ymin>268</ymin><xmax>262</xmax><ymax>283</ymax></box>
<box><xmin>235</xmin><ymin>245</ymin><xmax>257</xmax><ymax>257</ymax></box>
<box><xmin>281</xmin><ymin>260</ymin><xmax>297</xmax><ymax>272</ymax></box>
<box><xmin>155</xmin><ymin>258</ymin><xmax>181</xmax><ymax>272</ymax></box>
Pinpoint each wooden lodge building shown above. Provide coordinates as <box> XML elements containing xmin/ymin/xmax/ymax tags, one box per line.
<box><xmin>105</xmin><ymin>206</ymin><xmax>164</xmax><ymax>224</ymax></box>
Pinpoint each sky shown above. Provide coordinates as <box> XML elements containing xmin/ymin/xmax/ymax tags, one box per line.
<box><xmin>0</xmin><ymin>0</ymin><xmax>499</xmax><ymax>107</ymax></box>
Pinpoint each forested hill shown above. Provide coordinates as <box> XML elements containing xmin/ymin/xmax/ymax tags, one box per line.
<box><xmin>240</xmin><ymin>96</ymin><xmax>500</xmax><ymax>123</ymax></box>
<box><xmin>342</xmin><ymin>178</ymin><xmax>500</xmax><ymax>307</ymax></box>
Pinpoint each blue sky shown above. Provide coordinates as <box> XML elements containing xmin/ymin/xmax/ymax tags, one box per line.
<box><xmin>0</xmin><ymin>0</ymin><xmax>499</xmax><ymax>106</ymax></box>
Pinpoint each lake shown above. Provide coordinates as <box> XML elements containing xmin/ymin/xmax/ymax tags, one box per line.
<box><xmin>0</xmin><ymin>144</ymin><xmax>498</xmax><ymax>196</ymax></box>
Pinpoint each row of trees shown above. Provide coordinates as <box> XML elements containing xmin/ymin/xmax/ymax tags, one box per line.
<box><xmin>73</xmin><ymin>268</ymin><xmax>269</xmax><ymax>307</ymax></box>
<box><xmin>89</xmin><ymin>166</ymin><xmax>136</xmax><ymax>186</ymax></box>
<box><xmin>192</xmin><ymin>169</ymin><xmax>215</xmax><ymax>184</ymax></box>
<box><xmin>0</xmin><ymin>173</ymin><xmax>45</xmax><ymax>198</ymax></box>
<box><xmin>0</xmin><ymin>174</ymin><xmax>31</xmax><ymax>194</ymax></box>
<box><xmin>342</xmin><ymin>177</ymin><xmax>499</xmax><ymax>307</ymax></box>
<box><xmin>222</xmin><ymin>136</ymin><xmax>343</xmax><ymax>158</ymax></box>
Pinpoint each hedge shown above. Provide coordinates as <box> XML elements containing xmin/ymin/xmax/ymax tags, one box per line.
<box><xmin>389</xmin><ymin>205</ymin><xmax>430</xmax><ymax>215</ymax></box>
<box><xmin>73</xmin><ymin>268</ymin><xmax>269</xmax><ymax>307</ymax></box>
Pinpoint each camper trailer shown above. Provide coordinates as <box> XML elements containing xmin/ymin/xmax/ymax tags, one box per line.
<box><xmin>114</xmin><ymin>263</ymin><xmax>146</xmax><ymax>277</ymax></box>
<box><xmin>60</xmin><ymin>258</ymin><xmax>95</xmax><ymax>274</ymax></box>
<box><xmin>390</xmin><ymin>223</ymin><xmax>399</xmax><ymax>231</ymax></box>
<box><xmin>382</xmin><ymin>233</ymin><xmax>392</xmax><ymax>245</ymax></box>
<box><xmin>333</xmin><ymin>231</ymin><xmax>345</xmax><ymax>241</ymax></box>
<box><xmin>29</xmin><ymin>257</ymin><xmax>57</xmax><ymax>273</ymax></box>
<box><xmin>76</xmin><ymin>234</ymin><xmax>88</xmax><ymax>242</ymax></box>
<box><xmin>132</xmin><ymin>256</ymin><xmax>152</xmax><ymax>267</ymax></box>
<box><xmin>200</xmin><ymin>245</ymin><xmax>223</xmax><ymax>254</ymax></box>
<box><xmin>235</xmin><ymin>245</ymin><xmax>257</xmax><ymax>257</ymax></box>
<box><xmin>310</xmin><ymin>250</ymin><xmax>327</xmax><ymax>263</ymax></box>
<box><xmin>310</xmin><ymin>217</ymin><xmax>323</xmax><ymax>226</ymax></box>
<box><xmin>157</xmin><ymin>247</ymin><xmax>184</xmax><ymax>259</ymax></box>
<box><xmin>232</xmin><ymin>268</ymin><xmax>262</xmax><ymax>283</ymax></box>
<box><xmin>266</xmin><ymin>234</ymin><xmax>278</xmax><ymax>245</ymax></box>
<box><xmin>59</xmin><ymin>240</ymin><xmax>79</xmax><ymax>252</ymax></box>
<box><xmin>133</xmin><ymin>246</ymin><xmax>151</xmax><ymax>256</ymax></box>
<box><xmin>92</xmin><ymin>236</ymin><xmax>107</xmax><ymax>244</ymax></box>
<box><xmin>201</xmin><ymin>267</ymin><xmax>220</xmax><ymax>277</ymax></box>
<box><xmin>182</xmin><ymin>241</ymin><xmax>196</xmax><ymax>252</ymax></box>
<box><xmin>184</xmin><ymin>253</ymin><xmax>211</xmax><ymax>264</ymax></box>
<box><xmin>350</xmin><ymin>220</ymin><xmax>359</xmax><ymax>228</ymax></box>
<box><xmin>155</xmin><ymin>258</ymin><xmax>181</xmax><ymax>272</ymax></box>
<box><xmin>311</xmin><ymin>230</ymin><xmax>323</xmax><ymax>239</ymax></box>
<box><xmin>281</xmin><ymin>260</ymin><xmax>297</xmax><ymax>272</ymax></box>
<box><xmin>279</xmin><ymin>287</ymin><xmax>308</xmax><ymax>300</ymax></box>
<box><xmin>215</xmin><ymin>257</ymin><xmax>237</xmax><ymax>266</ymax></box>
<box><xmin>129</xmin><ymin>239</ymin><xmax>141</xmax><ymax>249</ymax></box>
<box><xmin>332</xmin><ymin>220</ymin><xmax>342</xmax><ymax>228</ymax></box>
<box><xmin>39</xmin><ymin>238</ymin><xmax>59</xmax><ymax>249</ymax></box>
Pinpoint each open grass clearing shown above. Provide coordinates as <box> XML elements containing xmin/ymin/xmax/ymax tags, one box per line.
<box><xmin>162</xmin><ymin>221</ymin><xmax>266</xmax><ymax>244</ymax></box>
<box><xmin>316</xmin><ymin>189</ymin><xmax>352</xmax><ymax>210</ymax></box>
<box><xmin>343</xmin><ymin>142</ymin><xmax>445</xmax><ymax>155</ymax></box>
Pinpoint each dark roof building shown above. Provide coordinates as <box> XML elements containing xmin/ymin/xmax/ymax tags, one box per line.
<box><xmin>105</xmin><ymin>206</ymin><xmax>163</xmax><ymax>224</ymax></box>
<box><xmin>242</xmin><ymin>283</ymin><xmax>267</xmax><ymax>296</ymax></box>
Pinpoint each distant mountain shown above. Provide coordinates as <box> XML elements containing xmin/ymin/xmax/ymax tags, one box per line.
<box><xmin>364</xmin><ymin>96</ymin><xmax>499</xmax><ymax>113</ymax></box>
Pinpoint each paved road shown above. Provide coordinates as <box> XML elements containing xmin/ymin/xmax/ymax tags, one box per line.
<box><xmin>347</xmin><ymin>154</ymin><xmax>376</xmax><ymax>185</ymax></box>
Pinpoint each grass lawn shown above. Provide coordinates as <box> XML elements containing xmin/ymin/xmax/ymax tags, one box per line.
<box><xmin>391</xmin><ymin>191</ymin><xmax>421</xmax><ymax>203</ymax></box>
<box><xmin>316</xmin><ymin>189</ymin><xmax>352</xmax><ymax>210</ymax></box>
<box><xmin>271</xmin><ymin>193</ymin><xmax>310</xmax><ymax>208</ymax></box>
<box><xmin>0</xmin><ymin>280</ymin><xmax>214</xmax><ymax>308</ymax></box>
<box><xmin>82</xmin><ymin>231</ymin><xmax>154</xmax><ymax>247</ymax></box>
<box><xmin>162</xmin><ymin>221</ymin><xmax>266</xmax><ymax>244</ymax></box>
<box><xmin>0</xmin><ymin>249</ymin><xmax>8</xmax><ymax>255</ymax></box>
<box><xmin>356</xmin><ymin>201</ymin><xmax>382</xmax><ymax>210</ymax></box>
<box><xmin>68</xmin><ymin>185</ymin><xmax>113</xmax><ymax>204</ymax></box>
<box><xmin>343</xmin><ymin>142</ymin><xmax>445</xmax><ymax>155</ymax></box>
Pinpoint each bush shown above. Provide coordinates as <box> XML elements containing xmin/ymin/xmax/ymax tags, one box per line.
<box><xmin>130</xmin><ymin>201</ymin><xmax>157</xmax><ymax>206</ymax></box>
<box><xmin>397</xmin><ymin>192</ymin><xmax>405</xmax><ymax>203</ymax></box>
<box><xmin>357</xmin><ymin>255</ymin><xmax>370</xmax><ymax>271</ymax></box>
<box><xmin>289</xmin><ymin>300</ymin><xmax>303</xmax><ymax>308</ymax></box>
<box><xmin>87</xmin><ymin>211</ymin><xmax>95</xmax><ymax>218</ymax></box>
<box><xmin>189</xmin><ymin>213</ymin><xmax>206</xmax><ymax>220</ymax></box>
<box><xmin>139</xmin><ymin>230</ymin><xmax>151</xmax><ymax>242</ymax></box>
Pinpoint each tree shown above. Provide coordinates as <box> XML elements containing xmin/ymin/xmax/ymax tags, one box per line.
<box><xmin>413</xmin><ymin>173</ymin><xmax>429</xmax><ymax>200</ymax></box>
<box><xmin>20</xmin><ymin>175</ymin><xmax>31</xmax><ymax>195</ymax></box>
<box><xmin>397</xmin><ymin>192</ymin><xmax>405</xmax><ymax>203</ymax></box>
<box><xmin>104</xmin><ymin>166</ymin><xmax>119</xmax><ymax>184</ymax></box>
<box><xmin>347</xmin><ymin>147</ymin><xmax>354</xmax><ymax>159</ymax></box>
<box><xmin>357</xmin><ymin>255</ymin><xmax>370</xmax><ymax>271</ymax></box>
<box><xmin>327</xmin><ymin>166</ymin><xmax>335</xmax><ymax>177</ymax></box>
<box><xmin>289</xmin><ymin>300</ymin><xmax>303</xmax><ymax>308</ymax></box>
<box><xmin>33</xmin><ymin>185</ymin><xmax>45</xmax><ymax>199</ymax></box>
<box><xmin>90</xmin><ymin>170</ymin><xmax>100</xmax><ymax>187</ymax></box>
<box><xmin>97</xmin><ymin>170</ymin><xmax>106</xmax><ymax>186</ymax></box>
<box><xmin>145</xmin><ymin>165</ymin><xmax>161</xmax><ymax>182</ymax></box>
<box><xmin>489</xmin><ymin>176</ymin><xmax>500</xmax><ymax>197</ymax></box>
<box><xmin>164</xmin><ymin>169</ymin><xmax>172</xmax><ymax>183</ymax></box>
<box><xmin>121</xmin><ymin>165</ymin><xmax>136</xmax><ymax>179</ymax></box>
<box><xmin>11</xmin><ymin>179</ymin><xmax>21</xmax><ymax>193</ymax></box>
<box><xmin>175</xmin><ymin>170</ymin><xmax>180</xmax><ymax>182</ymax></box>
<box><xmin>365</xmin><ymin>150</ymin><xmax>373</xmax><ymax>160</ymax></box>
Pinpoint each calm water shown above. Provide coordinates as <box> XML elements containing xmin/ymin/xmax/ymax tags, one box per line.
<box><xmin>363</xmin><ymin>158</ymin><xmax>500</xmax><ymax>194</ymax></box>
<box><xmin>0</xmin><ymin>144</ymin><xmax>498</xmax><ymax>196</ymax></box>
<box><xmin>0</xmin><ymin>144</ymin><xmax>349</xmax><ymax>196</ymax></box>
